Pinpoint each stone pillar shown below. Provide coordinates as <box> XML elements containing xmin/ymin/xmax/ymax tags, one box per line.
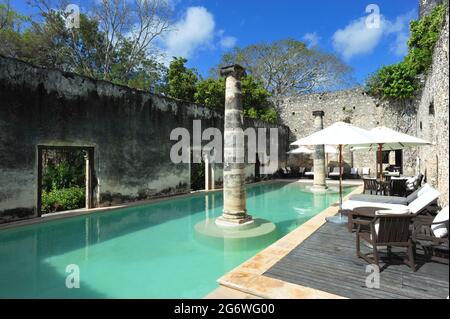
<box><xmin>311</xmin><ymin>111</ymin><xmax>328</xmax><ymax>192</ymax></box>
<box><xmin>216</xmin><ymin>65</ymin><xmax>253</xmax><ymax>227</ymax></box>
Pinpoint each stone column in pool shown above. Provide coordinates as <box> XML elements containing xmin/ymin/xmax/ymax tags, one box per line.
<box><xmin>311</xmin><ymin>110</ymin><xmax>328</xmax><ymax>192</ymax></box>
<box><xmin>216</xmin><ymin>65</ymin><xmax>254</xmax><ymax>228</ymax></box>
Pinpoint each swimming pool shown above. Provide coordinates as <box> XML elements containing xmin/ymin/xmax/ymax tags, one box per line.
<box><xmin>0</xmin><ymin>182</ymin><xmax>355</xmax><ymax>298</ymax></box>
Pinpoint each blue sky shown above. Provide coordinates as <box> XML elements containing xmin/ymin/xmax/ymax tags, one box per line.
<box><xmin>11</xmin><ymin>0</ymin><xmax>419</xmax><ymax>85</ymax></box>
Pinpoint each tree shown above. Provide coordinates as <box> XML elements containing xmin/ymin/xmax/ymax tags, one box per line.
<box><xmin>194</xmin><ymin>77</ymin><xmax>225</xmax><ymax>109</ymax></box>
<box><xmin>91</xmin><ymin>0</ymin><xmax>171</xmax><ymax>81</ymax></box>
<box><xmin>366</xmin><ymin>4</ymin><xmax>446</xmax><ymax>100</ymax></box>
<box><xmin>0</xmin><ymin>1</ymin><xmax>30</xmax><ymax>57</ymax></box>
<box><xmin>215</xmin><ymin>39</ymin><xmax>353</xmax><ymax>100</ymax></box>
<box><xmin>1</xmin><ymin>0</ymin><xmax>171</xmax><ymax>91</ymax></box>
<box><xmin>166</xmin><ymin>57</ymin><xmax>198</xmax><ymax>101</ymax></box>
<box><xmin>194</xmin><ymin>74</ymin><xmax>277</xmax><ymax>123</ymax></box>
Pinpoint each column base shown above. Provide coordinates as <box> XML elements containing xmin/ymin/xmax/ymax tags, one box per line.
<box><xmin>310</xmin><ymin>185</ymin><xmax>329</xmax><ymax>193</ymax></box>
<box><xmin>215</xmin><ymin>215</ymin><xmax>255</xmax><ymax>229</ymax></box>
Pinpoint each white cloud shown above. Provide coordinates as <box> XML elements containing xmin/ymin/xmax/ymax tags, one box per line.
<box><xmin>332</xmin><ymin>16</ymin><xmax>385</xmax><ymax>59</ymax></box>
<box><xmin>332</xmin><ymin>10</ymin><xmax>417</xmax><ymax>60</ymax></box>
<box><xmin>162</xmin><ymin>6</ymin><xmax>215</xmax><ymax>61</ymax></box>
<box><xmin>220</xmin><ymin>36</ymin><xmax>237</xmax><ymax>49</ymax></box>
<box><xmin>386</xmin><ymin>10</ymin><xmax>417</xmax><ymax>56</ymax></box>
<box><xmin>218</xmin><ymin>29</ymin><xmax>237</xmax><ymax>49</ymax></box>
<box><xmin>302</xmin><ymin>32</ymin><xmax>321</xmax><ymax>48</ymax></box>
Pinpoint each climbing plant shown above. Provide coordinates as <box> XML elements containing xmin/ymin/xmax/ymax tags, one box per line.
<box><xmin>366</xmin><ymin>4</ymin><xmax>447</xmax><ymax>99</ymax></box>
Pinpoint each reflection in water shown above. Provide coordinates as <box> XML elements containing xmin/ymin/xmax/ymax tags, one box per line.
<box><xmin>0</xmin><ymin>182</ymin><xmax>355</xmax><ymax>298</ymax></box>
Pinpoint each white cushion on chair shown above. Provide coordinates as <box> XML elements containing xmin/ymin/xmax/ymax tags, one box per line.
<box><xmin>406</xmin><ymin>176</ymin><xmax>417</xmax><ymax>191</ymax></box>
<box><xmin>432</xmin><ymin>206</ymin><xmax>449</xmax><ymax>238</ymax></box>
<box><xmin>375</xmin><ymin>208</ymin><xmax>411</xmax><ymax>216</ymax></box>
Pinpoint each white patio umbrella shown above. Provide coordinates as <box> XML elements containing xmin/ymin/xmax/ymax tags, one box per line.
<box><xmin>287</xmin><ymin>146</ymin><xmax>314</xmax><ymax>154</ymax></box>
<box><xmin>291</xmin><ymin>122</ymin><xmax>375</xmax><ymax>224</ymax></box>
<box><xmin>288</xmin><ymin>145</ymin><xmax>338</xmax><ymax>155</ymax></box>
<box><xmin>351</xmin><ymin>127</ymin><xmax>431</xmax><ymax>179</ymax></box>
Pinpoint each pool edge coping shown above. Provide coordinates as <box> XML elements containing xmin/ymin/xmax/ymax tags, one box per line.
<box><xmin>214</xmin><ymin>184</ymin><xmax>364</xmax><ymax>300</ymax></box>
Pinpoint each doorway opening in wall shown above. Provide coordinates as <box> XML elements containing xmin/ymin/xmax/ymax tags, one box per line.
<box><xmin>37</xmin><ymin>146</ymin><xmax>95</xmax><ymax>216</ymax></box>
<box><xmin>378</xmin><ymin>150</ymin><xmax>403</xmax><ymax>174</ymax></box>
<box><xmin>190</xmin><ymin>157</ymin><xmax>205</xmax><ymax>191</ymax></box>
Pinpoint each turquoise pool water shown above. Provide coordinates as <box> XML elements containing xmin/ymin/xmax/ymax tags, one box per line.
<box><xmin>0</xmin><ymin>182</ymin><xmax>354</xmax><ymax>298</ymax></box>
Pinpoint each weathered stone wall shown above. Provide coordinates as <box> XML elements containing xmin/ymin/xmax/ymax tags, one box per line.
<box><xmin>416</xmin><ymin>9</ymin><xmax>449</xmax><ymax>206</ymax></box>
<box><xmin>420</xmin><ymin>0</ymin><xmax>448</xmax><ymax>17</ymax></box>
<box><xmin>0</xmin><ymin>56</ymin><xmax>288</xmax><ymax>223</ymax></box>
<box><xmin>278</xmin><ymin>89</ymin><xmax>418</xmax><ymax>177</ymax></box>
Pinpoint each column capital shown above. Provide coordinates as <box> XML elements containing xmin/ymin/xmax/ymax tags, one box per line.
<box><xmin>312</xmin><ymin>110</ymin><xmax>325</xmax><ymax>117</ymax></box>
<box><xmin>220</xmin><ymin>64</ymin><xmax>246</xmax><ymax>79</ymax></box>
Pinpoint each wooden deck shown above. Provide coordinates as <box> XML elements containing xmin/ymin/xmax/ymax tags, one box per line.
<box><xmin>264</xmin><ymin>222</ymin><xmax>449</xmax><ymax>299</ymax></box>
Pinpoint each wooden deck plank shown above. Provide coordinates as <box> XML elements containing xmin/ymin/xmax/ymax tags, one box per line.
<box><xmin>264</xmin><ymin>222</ymin><xmax>449</xmax><ymax>299</ymax></box>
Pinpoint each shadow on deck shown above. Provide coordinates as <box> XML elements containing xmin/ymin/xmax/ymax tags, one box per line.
<box><xmin>264</xmin><ymin>222</ymin><xmax>449</xmax><ymax>299</ymax></box>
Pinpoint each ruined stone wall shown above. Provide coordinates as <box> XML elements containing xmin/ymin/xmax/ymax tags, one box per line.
<box><xmin>416</xmin><ymin>9</ymin><xmax>449</xmax><ymax>206</ymax></box>
<box><xmin>0</xmin><ymin>56</ymin><xmax>288</xmax><ymax>223</ymax></box>
<box><xmin>420</xmin><ymin>0</ymin><xmax>448</xmax><ymax>17</ymax></box>
<box><xmin>278</xmin><ymin>89</ymin><xmax>418</xmax><ymax>177</ymax></box>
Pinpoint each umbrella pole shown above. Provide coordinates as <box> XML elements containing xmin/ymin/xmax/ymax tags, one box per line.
<box><xmin>339</xmin><ymin>144</ymin><xmax>343</xmax><ymax>212</ymax></box>
<box><xmin>378</xmin><ymin>143</ymin><xmax>383</xmax><ymax>180</ymax></box>
<box><xmin>326</xmin><ymin>144</ymin><xmax>347</xmax><ymax>225</ymax></box>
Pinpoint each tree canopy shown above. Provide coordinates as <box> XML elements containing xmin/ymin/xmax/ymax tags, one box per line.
<box><xmin>0</xmin><ymin>0</ymin><xmax>170</xmax><ymax>91</ymax></box>
<box><xmin>214</xmin><ymin>39</ymin><xmax>353</xmax><ymax>99</ymax></box>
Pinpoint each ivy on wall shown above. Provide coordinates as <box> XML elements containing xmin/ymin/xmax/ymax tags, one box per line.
<box><xmin>366</xmin><ymin>4</ymin><xmax>447</xmax><ymax>100</ymax></box>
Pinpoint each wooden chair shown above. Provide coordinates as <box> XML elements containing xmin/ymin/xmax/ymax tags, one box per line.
<box><xmin>363</xmin><ymin>178</ymin><xmax>379</xmax><ymax>195</ymax></box>
<box><xmin>390</xmin><ymin>179</ymin><xmax>407</xmax><ymax>197</ymax></box>
<box><xmin>355</xmin><ymin>213</ymin><xmax>416</xmax><ymax>271</ymax></box>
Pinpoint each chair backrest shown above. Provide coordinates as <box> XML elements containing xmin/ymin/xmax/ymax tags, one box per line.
<box><xmin>332</xmin><ymin>167</ymin><xmax>341</xmax><ymax>173</ymax></box>
<box><xmin>363</xmin><ymin>178</ymin><xmax>378</xmax><ymax>194</ymax></box>
<box><xmin>416</xmin><ymin>173</ymin><xmax>424</xmax><ymax>188</ymax></box>
<box><xmin>351</xmin><ymin>168</ymin><xmax>358</xmax><ymax>175</ymax></box>
<box><xmin>362</xmin><ymin>167</ymin><xmax>370</xmax><ymax>175</ymax></box>
<box><xmin>374</xmin><ymin>212</ymin><xmax>413</xmax><ymax>243</ymax></box>
<box><xmin>408</xmin><ymin>186</ymin><xmax>440</xmax><ymax>214</ymax></box>
<box><xmin>299</xmin><ymin>167</ymin><xmax>305</xmax><ymax>174</ymax></box>
<box><xmin>390</xmin><ymin>179</ymin><xmax>407</xmax><ymax>197</ymax></box>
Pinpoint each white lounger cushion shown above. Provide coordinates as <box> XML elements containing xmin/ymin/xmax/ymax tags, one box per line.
<box><xmin>342</xmin><ymin>200</ymin><xmax>407</xmax><ymax>211</ymax></box>
<box><xmin>408</xmin><ymin>186</ymin><xmax>440</xmax><ymax>214</ymax></box>
<box><xmin>342</xmin><ymin>184</ymin><xmax>440</xmax><ymax>214</ymax></box>
<box><xmin>348</xmin><ymin>194</ymin><xmax>408</xmax><ymax>205</ymax></box>
<box><xmin>432</xmin><ymin>206</ymin><xmax>449</xmax><ymax>238</ymax></box>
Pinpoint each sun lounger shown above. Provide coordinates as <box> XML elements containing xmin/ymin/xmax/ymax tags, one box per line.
<box><xmin>349</xmin><ymin>184</ymin><xmax>430</xmax><ymax>206</ymax></box>
<box><xmin>343</xmin><ymin>184</ymin><xmax>440</xmax><ymax>215</ymax></box>
<box><xmin>361</xmin><ymin>167</ymin><xmax>370</xmax><ymax>177</ymax></box>
<box><xmin>329</xmin><ymin>167</ymin><xmax>343</xmax><ymax>179</ymax></box>
<box><xmin>304</xmin><ymin>167</ymin><xmax>314</xmax><ymax>177</ymax></box>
